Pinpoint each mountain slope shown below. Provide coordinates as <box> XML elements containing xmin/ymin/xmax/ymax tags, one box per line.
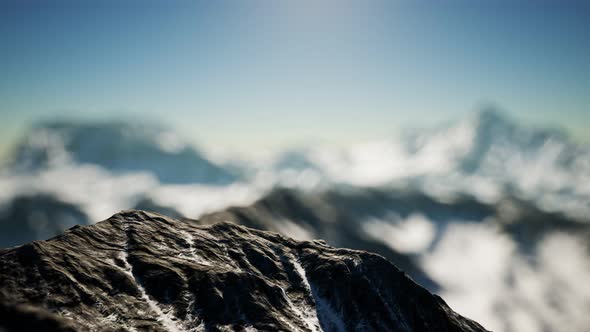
<box><xmin>197</xmin><ymin>186</ymin><xmax>589</xmax><ymax>287</ymax></box>
<box><xmin>198</xmin><ymin>188</ymin><xmax>443</xmax><ymax>291</ymax></box>
<box><xmin>0</xmin><ymin>210</ymin><xmax>487</xmax><ymax>332</ymax></box>
<box><xmin>196</xmin><ymin>187</ymin><xmax>590</xmax><ymax>332</ymax></box>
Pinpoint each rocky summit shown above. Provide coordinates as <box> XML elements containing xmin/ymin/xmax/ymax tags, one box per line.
<box><xmin>0</xmin><ymin>210</ymin><xmax>488</xmax><ymax>332</ymax></box>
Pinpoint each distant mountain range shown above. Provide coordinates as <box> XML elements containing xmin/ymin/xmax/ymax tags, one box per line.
<box><xmin>9</xmin><ymin>121</ymin><xmax>238</xmax><ymax>185</ymax></box>
<box><xmin>266</xmin><ymin>109</ymin><xmax>590</xmax><ymax>219</ymax></box>
<box><xmin>6</xmin><ymin>110</ymin><xmax>589</xmax><ymax>219</ymax></box>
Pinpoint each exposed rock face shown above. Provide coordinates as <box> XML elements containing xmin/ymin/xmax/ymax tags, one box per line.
<box><xmin>0</xmin><ymin>210</ymin><xmax>487</xmax><ymax>332</ymax></box>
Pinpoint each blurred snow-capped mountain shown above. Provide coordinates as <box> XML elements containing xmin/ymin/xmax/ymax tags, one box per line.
<box><xmin>267</xmin><ymin>109</ymin><xmax>590</xmax><ymax>218</ymax></box>
<box><xmin>9</xmin><ymin>120</ymin><xmax>239</xmax><ymax>185</ymax></box>
<box><xmin>1</xmin><ymin>109</ymin><xmax>588</xmax><ymax>229</ymax></box>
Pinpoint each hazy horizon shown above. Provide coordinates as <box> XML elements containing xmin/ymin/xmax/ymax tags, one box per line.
<box><xmin>1</xmin><ymin>105</ymin><xmax>588</xmax><ymax>163</ymax></box>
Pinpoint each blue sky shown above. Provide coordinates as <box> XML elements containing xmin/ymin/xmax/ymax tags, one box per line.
<box><xmin>1</xmin><ymin>0</ymin><xmax>588</xmax><ymax>154</ymax></box>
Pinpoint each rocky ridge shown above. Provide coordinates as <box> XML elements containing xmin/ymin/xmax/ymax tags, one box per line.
<box><xmin>0</xmin><ymin>210</ymin><xmax>487</xmax><ymax>331</ymax></box>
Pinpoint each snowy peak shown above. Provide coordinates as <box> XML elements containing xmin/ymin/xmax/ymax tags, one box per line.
<box><xmin>260</xmin><ymin>109</ymin><xmax>590</xmax><ymax>217</ymax></box>
<box><xmin>10</xmin><ymin>121</ymin><xmax>238</xmax><ymax>185</ymax></box>
<box><xmin>0</xmin><ymin>210</ymin><xmax>488</xmax><ymax>331</ymax></box>
<box><xmin>469</xmin><ymin>107</ymin><xmax>564</xmax><ymax>141</ymax></box>
<box><xmin>459</xmin><ymin>108</ymin><xmax>568</xmax><ymax>173</ymax></box>
<box><xmin>471</xmin><ymin>108</ymin><xmax>514</xmax><ymax>132</ymax></box>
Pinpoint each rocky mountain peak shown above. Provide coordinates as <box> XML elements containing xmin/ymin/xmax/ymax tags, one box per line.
<box><xmin>0</xmin><ymin>210</ymin><xmax>487</xmax><ymax>331</ymax></box>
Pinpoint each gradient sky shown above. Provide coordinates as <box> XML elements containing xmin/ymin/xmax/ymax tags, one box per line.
<box><xmin>1</xmin><ymin>0</ymin><xmax>588</xmax><ymax>155</ymax></box>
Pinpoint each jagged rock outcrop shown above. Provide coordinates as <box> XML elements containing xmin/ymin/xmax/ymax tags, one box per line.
<box><xmin>0</xmin><ymin>210</ymin><xmax>488</xmax><ymax>332</ymax></box>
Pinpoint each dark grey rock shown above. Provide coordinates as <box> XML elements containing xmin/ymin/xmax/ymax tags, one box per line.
<box><xmin>0</xmin><ymin>210</ymin><xmax>488</xmax><ymax>331</ymax></box>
